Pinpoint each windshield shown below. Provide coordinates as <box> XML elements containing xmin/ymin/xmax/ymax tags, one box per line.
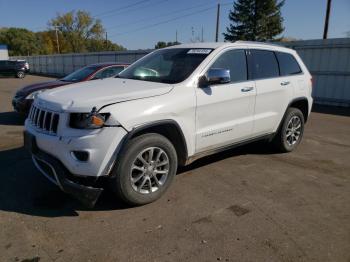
<box><xmin>61</xmin><ymin>66</ymin><xmax>98</xmax><ymax>82</ymax></box>
<box><xmin>118</xmin><ymin>48</ymin><xmax>213</xmax><ymax>84</ymax></box>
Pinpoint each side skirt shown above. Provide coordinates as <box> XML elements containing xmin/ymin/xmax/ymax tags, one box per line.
<box><xmin>185</xmin><ymin>133</ymin><xmax>274</xmax><ymax>165</ymax></box>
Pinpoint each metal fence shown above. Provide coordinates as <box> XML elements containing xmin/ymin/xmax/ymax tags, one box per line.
<box><xmin>12</xmin><ymin>38</ymin><xmax>350</xmax><ymax>107</ymax></box>
<box><xmin>13</xmin><ymin>50</ymin><xmax>152</xmax><ymax>77</ymax></box>
<box><xmin>282</xmin><ymin>38</ymin><xmax>350</xmax><ymax>107</ymax></box>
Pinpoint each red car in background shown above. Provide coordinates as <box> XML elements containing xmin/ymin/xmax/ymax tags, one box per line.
<box><xmin>12</xmin><ymin>62</ymin><xmax>129</xmax><ymax>114</ymax></box>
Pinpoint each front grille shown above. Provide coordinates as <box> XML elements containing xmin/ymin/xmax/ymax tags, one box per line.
<box><xmin>28</xmin><ymin>104</ymin><xmax>59</xmax><ymax>134</ymax></box>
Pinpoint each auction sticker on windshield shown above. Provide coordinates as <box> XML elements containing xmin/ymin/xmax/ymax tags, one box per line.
<box><xmin>187</xmin><ymin>49</ymin><xmax>212</xmax><ymax>54</ymax></box>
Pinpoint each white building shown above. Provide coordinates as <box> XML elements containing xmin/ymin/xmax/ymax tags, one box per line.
<box><xmin>0</xmin><ymin>45</ymin><xmax>9</xmax><ymax>60</ymax></box>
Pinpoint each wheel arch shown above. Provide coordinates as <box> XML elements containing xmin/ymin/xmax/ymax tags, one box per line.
<box><xmin>273</xmin><ymin>96</ymin><xmax>309</xmax><ymax>139</ymax></box>
<box><xmin>123</xmin><ymin>120</ymin><xmax>188</xmax><ymax>166</ymax></box>
<box><xmin>289</xmin><ymin>97</ymin><xmax>309</xmax><ymax>123</ymax></box>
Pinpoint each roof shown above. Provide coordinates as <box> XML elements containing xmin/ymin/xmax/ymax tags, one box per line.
<box><xmin>166</xmin><ymin>41</ymin><xmax>293</xmax><ymax>52</ymax></box>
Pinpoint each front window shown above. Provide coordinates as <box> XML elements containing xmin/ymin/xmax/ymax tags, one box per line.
<box><xmin>118</xmin><ymin>48</ymin><xmax>213</xmax><ymax>84</ymax></box>
<box><xmin>61</xmin><ymin>66</ymin><xmax>98</xmax><ymax>82</ymax></box>
<box><xmin>210</xmin><ymin>49</ymin><xmax>247</xmax><ymax>83</ymax></box>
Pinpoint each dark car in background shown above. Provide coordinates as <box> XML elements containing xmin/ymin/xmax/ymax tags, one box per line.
<box><xmin>12</xmin><ymin>62</ymin><xmax>129</xmax><ymax>114</ymax></box>
<box><xmin>0</xmin><ymin>60</ymin><xmax>29</xmax><ymax>78</ymax></box>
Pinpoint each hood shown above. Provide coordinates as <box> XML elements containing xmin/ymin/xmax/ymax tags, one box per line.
<box><xmin>16</xmin><ymin>80</ymin><xmax>72</xmax><ymax>96</ymax></box>
<box><xmin>36</xmin><ymin>78</ymin><xmax>173</xmax><ymax>112</ymax></box>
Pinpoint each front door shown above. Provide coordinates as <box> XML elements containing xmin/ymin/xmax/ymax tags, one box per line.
<box><xmin>195</xmin><ymin>49</ymin><xmax>256</xmax><ymax>153</ymax></box>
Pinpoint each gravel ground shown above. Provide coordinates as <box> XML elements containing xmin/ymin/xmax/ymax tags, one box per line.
<box><xmin>0</xmin><ymin>75</ymin><xmax>349</xmax><ymax>262</ymax></box>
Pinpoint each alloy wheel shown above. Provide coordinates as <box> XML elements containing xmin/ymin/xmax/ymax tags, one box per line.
<box><xmin>285</xmin><ymin>115</ymin><xmax>302</xmax><ymax>146</ymax></box>
<box><xmin>130</xmin><ymin>147</ymin><xmax>169</xmax><ymax>194</ymax></box>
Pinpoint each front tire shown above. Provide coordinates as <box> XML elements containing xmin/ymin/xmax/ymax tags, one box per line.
<box><xmin>16</xmin><ymin>71</ymin><xmax>25</xmax><ymax>78</ymax></box>
<box><xmin>110</xmin><ymin>133</ymin><xmax>178</xmax><ymax>206</ymax></box>
<box><xmin>272</xmin><ymin>107</ymin><xmax>305</xmax><ymax>152</ymax></box>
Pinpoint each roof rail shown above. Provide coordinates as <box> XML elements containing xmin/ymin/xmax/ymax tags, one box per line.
<box><xmin>235</xmin><ymin>40</ymin><xmax>285</xmax><ymax>48</ymax></box>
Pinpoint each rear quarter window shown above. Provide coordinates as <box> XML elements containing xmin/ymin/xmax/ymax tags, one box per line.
<box><xmin>250</xmin><ymin>50</ymin><xmax>279</xmax><ymax>80</ymax></box>
<box><xmin>275</xmin><ymin>52</ymin><xmax>302</xmax><ymax>76</ymax></box>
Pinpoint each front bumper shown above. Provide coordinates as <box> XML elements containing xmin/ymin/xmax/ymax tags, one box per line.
<box><xmin>25</xmin><ymin>119</ymin><xmax>127</xmax><ymax>177</ymax></box>
<box><xmin>30</xmin><ymin>144</ymin><xmax>103</xmax><ymax>208</ymax></box>
<box><xmin>24</xmin><ymin>116</ymin><xmax>128</xmax><ymax>207</ymax></box>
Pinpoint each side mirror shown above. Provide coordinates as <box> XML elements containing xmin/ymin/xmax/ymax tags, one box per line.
<box><xmin>199</xmin><ymin>68</ymin><xmax>230</xmax><ymax>87</ymax></box>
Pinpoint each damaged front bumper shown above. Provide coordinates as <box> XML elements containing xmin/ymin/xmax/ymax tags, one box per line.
<box><xmin>24</xmin><ymin>131</ymin><xmax>103</xmax><ymax>208</ymax></box>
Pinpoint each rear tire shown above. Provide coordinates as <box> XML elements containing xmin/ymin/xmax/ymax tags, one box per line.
<box><xmin>110</xmin><ymin>133</ymin><xmax>178</xmax><ymax>206</ymax></box>
<box><xmin>272</xmin><ymin>107</ymin><xmax>305</xmax><ymax>153</ymax></box>
<box><xmin>16</xmin><ymin>71</ymin><xmax>25</xmax><ymax>79</ymax></box>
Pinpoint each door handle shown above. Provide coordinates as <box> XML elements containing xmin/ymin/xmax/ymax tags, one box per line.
<box><xmin>281</xmin><ymin>81</ymin><xmax>290</xmax><ymax>86</ymax></box>
<box><xmin>241</xmin><ymin>86</ymin><xmax>254</xmax><ymax>92</ymax></box>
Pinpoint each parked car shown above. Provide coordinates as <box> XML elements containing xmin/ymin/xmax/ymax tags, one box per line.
<box><xmin>24</xmin><ymin>42</ymin><xmax>313</xmax><ymax>207</ymax></box>
<box><xmin>0</xmin><ymin>59</ymin><xmax>29</xmax><ymax>78</ymax></box>
<box><xmin>12</xmin><ymin>62</ymin><xmax>129</xmax><ymax>114</ymax></box>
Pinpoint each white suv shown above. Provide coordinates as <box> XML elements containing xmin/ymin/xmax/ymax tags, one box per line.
<box><xmin>24</xmin><ymin>42</ymin><xmax>313</xmax><ymax>207</ymax></box>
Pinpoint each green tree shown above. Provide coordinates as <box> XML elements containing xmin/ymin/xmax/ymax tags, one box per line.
<box><xmin>0</xmin><ymin>11</ymin><xmax>125</xmax><ymax>55</ymax></box>
<box><xmin>0</xmin><ymin>27</ymin><xmax>40</xmax><ymax>56</ymax></box>
<box><xmin>223</xmin><ymin>0</ymin><xmax>285</xmax><ymax>42</ymax></box>
<box><xmin>154</xmin><ymin>41</ymin><xmax>180</xmax><ymax>49</ymax></box>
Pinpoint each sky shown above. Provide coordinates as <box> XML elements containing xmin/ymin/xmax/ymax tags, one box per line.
<box><xmin>0</xmin><ymin>0</ymin><xmax>349</xmax><ymax>50</ymax></box>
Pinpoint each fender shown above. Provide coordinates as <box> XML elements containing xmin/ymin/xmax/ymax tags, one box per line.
<box><xmin>104</xmin><ymin>119</ymin><xmax>189</xmax><ymax>177</ymax></box>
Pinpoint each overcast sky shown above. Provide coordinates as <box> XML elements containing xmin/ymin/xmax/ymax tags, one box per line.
<box><xmin>0</xmin><ymin>0</ymin><xmax>349</xmax><ymax>49</ymax></box>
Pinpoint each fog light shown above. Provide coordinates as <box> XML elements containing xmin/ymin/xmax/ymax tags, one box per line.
<box><xmin>71</xmin><ymin>151</ymin><xmax>89</xmax><ymax>162</ymax></box>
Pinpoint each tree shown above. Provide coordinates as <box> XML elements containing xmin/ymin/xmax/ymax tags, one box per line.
<box><xmin>0</xmin><ymin>10</ymin><xmax>125</xmax><ymax>55</ymax></box>
<box><xmin>154</xmin><ymin>41</ymin><xmax>180</xmax><ymax>49</ymax></box>
<box><xmin>223</xmin><ymin>0</ymin><xmax>285</xmax><ymax>42</ymax></box>
<box><xmin>0</xmin><ymin>27</ymin><xmax>41</xmax><ymax>56</ymax></box>
<box><xmin>86</xmin><ymin>38</ymin><xmax>126</xmax><ymax>52</ymax></box>
<box><xmin>49</xmin><ymin>10</ymin><xmax>125</xmax><ymax>53</ymax></box>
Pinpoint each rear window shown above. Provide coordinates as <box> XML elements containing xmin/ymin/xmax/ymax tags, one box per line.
<box><xmin>275</xmin><ymin>52</ymin><xmax>302</xmax><ymax>76</ymax></box>
<box><xmin>250</xmin><ymin>50</ymin><xmax>279</xmax><ymax>80</ymax></box>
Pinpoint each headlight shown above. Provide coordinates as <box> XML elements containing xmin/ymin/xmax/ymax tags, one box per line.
<box><xmin>70</xmin><ymin>110</ymin><xmax>110</xmax><ymax>129</ymax></box>
<box><xmin>25</xmin><ymin>89</ymin><xmax>47</xmax><ymax>99</ymax></box>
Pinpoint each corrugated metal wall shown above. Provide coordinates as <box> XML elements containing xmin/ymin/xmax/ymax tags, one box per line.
<box><xmin>13</xmin><ymin>50</ymin><xmax>152</xmax><ymax>77</ymax></box>
<box><xmin>12</xmin><ymin>38</ymin><xmax>350</xmax><ymax>107</ymax></box>
<box><xmin>282</xmin><ymin>38</ymin><xmax>350</xmax><ymax>107</ymax></box>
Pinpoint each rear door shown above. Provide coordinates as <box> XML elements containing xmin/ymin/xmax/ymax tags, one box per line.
<box><xmin>248</xmin><ymin>49</ymin><xmax>293</xmax><ymax>136</ymax></box>
<box><xmin>195</xmin><ymin>48</ymin><xmax>256</xmax><ymax>152</ymax></box>
<box><xmin>275</xmin><ymin>51</ymin><xmax>306</xmax><ymax>99</ymax></box>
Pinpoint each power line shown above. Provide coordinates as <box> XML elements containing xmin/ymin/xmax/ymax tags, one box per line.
<box><xmin>108</xmin><ymin>2</ymin><xmax>232</xmax><ymax>38</ymax></box>
<box><xmin>106</xmin><ymin>1</ymin><xmax>215</xmax><ymax>31</ymax></box>
<box><xmin>97</xmin><ymin>0</ymin><xmax>172</xmax><ymax>20</ymax></box>
<box><xmin>109</xmin><ymin>5</ymin><xmax>217</xmax><ymax>38</ymax></box>
<box><xmin>93</xmin><ymin>0</ymin><xmax>152</xmax><ymax>18</ymax></box>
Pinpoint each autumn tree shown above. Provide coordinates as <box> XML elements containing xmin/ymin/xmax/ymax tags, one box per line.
<box><xmin>49</xmin><ymin>10</ymin><xmax>125</xmax><ymax>53</ymax></box>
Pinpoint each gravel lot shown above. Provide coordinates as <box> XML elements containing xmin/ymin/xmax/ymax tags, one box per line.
<box><xmin>0</xmin><ymin>75</ymin><xmax>349</xmax><ymax>262</ymax></box>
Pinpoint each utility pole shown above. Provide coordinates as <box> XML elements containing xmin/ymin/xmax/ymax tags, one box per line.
<box><xmin>215</xmin><ymin>3</ymin><xmax>220</xmax><ymax>42</ymax></box>
<box><xmin>176</xmin><ymin>30</ymin><xmax>178</xmax><ymax>43</ymax></box>
<box><xmin>201</xmin><ymin>26</ymin><xmax>204</xmax><ymax>42</ymax></box>
<box><xmin>105</xmin><ymin>31</ymin><xmax>108</xmax><ymax>49</ymax></box>
<box><xmin>54</xmin><ymin>26</ymin><xmax>60</xmax><ymax>54</ymax></box>
<box><xmin>323</xmin><ymin>0</ymin><xmax>332</xmax><ymax>39</ymax></box>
